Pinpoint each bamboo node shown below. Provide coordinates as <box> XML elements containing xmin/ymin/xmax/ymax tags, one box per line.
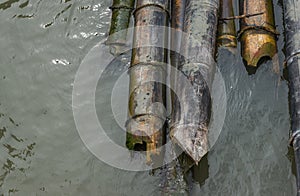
<box><xmin>237</xmin><ymin>25</ymin><xmax>279</xmax><ymax>40</ymax></box>
<box><xmin>133</xmin><ymin>3</ymin><xmax>170</xmax><ymax>19</ymax></box>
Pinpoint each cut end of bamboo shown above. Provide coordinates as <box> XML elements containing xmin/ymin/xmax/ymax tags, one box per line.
<box><xmin>126</xmin><ymin>115</ymin><xmax>165</xmax><ymax>164</ymax></box>
<box><xmin>170</xmin><ymin>125</ymin><xmax>208</xmax><ymax>163</ymax></box>
<box><xmin>241</xmin><ymin>31</ymin><xmax>277</xmax><ymax>68</ymax></box>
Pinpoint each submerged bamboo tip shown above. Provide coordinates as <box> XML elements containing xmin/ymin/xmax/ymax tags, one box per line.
<box><xmin>108</xmin><ymin>44</ymin><xmax>126</xmax><ymax>56</ymax></box>
<box><xmin>170</xmin><ymin>125</ymin><xmax>208</xmax><ymax>163</ymax></box>
<box><xmin>241</xmin><ymin>31</ymin><xmax>277</xmax><ymax>68</ymax></box>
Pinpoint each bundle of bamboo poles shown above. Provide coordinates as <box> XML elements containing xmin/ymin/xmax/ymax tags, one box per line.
<box><xmin>283</xmin><ymin>0</ymin><xmax>300</xmax><ymax>194</ymax></box>
<box><xmin>103</xmin><ymin>0</ymin><xmax>220</xmax><ymax>165</ymax></box>
<box><xmin>106</xmin><ymin>0</ymin><xmax>290</xmax><ymax>178</ymax></box>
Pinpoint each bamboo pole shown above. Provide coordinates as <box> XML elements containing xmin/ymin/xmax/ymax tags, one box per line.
<box><xmin>283</xmin><ymin>0</ymin><xmax>300</xmax><ymax>194</ymax></box>
<box><xmin>239</xmin><ymin>0</ymin><xmax>278</xmax><ymax>68</ymax></box>
<box><xmin>170</xmin><ymin>0</ymin><xmax>219</xmax><ymax>164</ymax></box>
<box><xmin>126</xmin><ymin>0</ymin><xmax>169</xmax><ymax>164</ymax></box>
<box><xmin>170</xmin><ymin>0</ymin><xmax>186</xmax><ymax>120</ymax></box>
<box><xmin>170</xmin><ymin>0</ymin><xmax>186</xmax><ymax>69</ymax></box>
<box><xmin>106</xmin><ymin>0</ymin><xmax>135</xmax><ymax>55</ymax></box>
<box><xmin>217</xmin><ymin>0</ymin><xmax>237</xmax><ymax>48</ymax></box>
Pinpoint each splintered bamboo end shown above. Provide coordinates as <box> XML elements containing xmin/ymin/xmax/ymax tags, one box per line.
<box><xmin>170</xmin><ymin>125</ymin><xmax>208</xmax><ymax>163</ymax></box>
<box><xmin>241</xmin><ymin>31</ymin><xmax>277</xmax><ymax>68</ymax></box>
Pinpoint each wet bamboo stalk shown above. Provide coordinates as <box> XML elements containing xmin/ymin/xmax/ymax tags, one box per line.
<box><xmin>106</xmin><ymin>0</ymin><xmax>135</xmax><ymax>55</ymax></box>
<box><xmin>170</xmin><ymin>0</ymin><xmax>186</xmax><ymax>114</ymax></box>
<box><xmin>170</xmin><ymin>0</ymin><xmax>219</xmax><ymax>164</ymax></box>
<box><xmin>126</xmin><ymin>0</ymin><xmax>169</xmax><ymax>164</ymax></box>
<box><xmin>217</xmin><ymin>0</ymin><xmax>237</xmax><ymax>48</ymax></box>
<box><xmin>239</xmin><ymin>0</ymin><xmax>278</xmax><ymax>68</ymax></box>
<box><xmin>159</xmin><ymin>1</ymin><xmax>191</xmax><ymax>192</ymax></box>
<box><xmin>170</xmin><ymin>0</ymin><xmax>186</xmax><ymax>68</ymax></box>
<box><xmin>283</xmin><ymin>0</ymin><xmax>300</xmax><ymax>195</ymax></box>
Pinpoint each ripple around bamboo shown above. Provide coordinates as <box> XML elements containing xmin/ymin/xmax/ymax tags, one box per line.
<box><xmin>126</xmin><ymin>0</ymin><xmax>169</xmax><ymax>165</ymax></box>
<box><xmin>283</xmin><ymin>0</ymin><xmax>300</xmax><ymax>195</ymax></box>
<box><xmin>170</xmin><ymin>0</ymin><xmax>219</xmax><ymax>164</ymax></box>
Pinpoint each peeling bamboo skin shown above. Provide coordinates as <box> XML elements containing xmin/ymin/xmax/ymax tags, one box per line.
<box><xmin>239</xmin><ymin>0</ymin><xmax>277</xmax><ymax>67</ymax></box>
<box><xmin>217</xmin><ymin>0</ymin><xmax>237</xmax><ymax>47</ymax></box>
<box><xmin>126</xmin><ymin>0</ymin><xmax>169</xmax><ymax>162</ymax></box>
<box><xmin>106</xmin><ymin>0</ymin><xmax>135</xmax><ymax>48</ymax></box>
<box><xmin>170</xmin><ymin>0</ymin><xmax>219</xmax><ymax>163</ymax></box>
<box><xmin>284</xmin><ymin>0</ymin><xmax>300</xmax><ymax>194</ymax></box>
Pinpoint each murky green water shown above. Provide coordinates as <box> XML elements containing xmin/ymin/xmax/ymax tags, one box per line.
<box><xmin>0</xmin><ymin>0</ymin><xmax>297</xmax><ymax>195</ymax></box>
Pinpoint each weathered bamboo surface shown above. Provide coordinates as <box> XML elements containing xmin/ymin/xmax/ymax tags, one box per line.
<box><xmin>239</xmin><ymin>0</ymin><xmax>278</xmax><ymax>67</ymax></box>
<box><xmin>170</xmin><ymin>0</ymin><xmax>186</xmax><ymax>69</ymax></box>
<box><xmin>106</xmin><ymin>0</ymin><xmax>135</xmax><ymax>54</ymax></box>
<box><xmin>126</xmin><ymin>0</ymin><xmax>169</xmax><ymax>163</ymax></box>
<box><xmin>217</xmin><ymin>0</ymin><xmax>237</xmax><ymax>48</ymax></box>
<box><xmin>170</xmin><ymin>0</ymin><xmax>219</xmax><ymax>163</ymax></box>
<box><xmin>283</xmin><ymin>0</ymin><xmax>300</xmax><ymax>194</ymax></box>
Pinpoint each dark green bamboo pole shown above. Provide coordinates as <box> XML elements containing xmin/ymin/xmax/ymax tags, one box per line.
<box><xmin>170</xmin><ymin>0</ymin><xmax>219</xmax><ymax>164</ymax></box>
<box><xmin>239</xmin><ymin>0</ymin><xmax>278</xmax><ymax>68</ymax></box>
<box><xmin>126</xmin><ymin>0</ymin><xmax>169</xmax><ymax>164</ymax></box>
<box><xmin>217</xmin><ymin>0</ymin><xmax>237</xmax><ymax>48</ymax></box>
<box><xmin>106</xmin><ymin>0</ymin><xmax>135</xmax><ymax>55</ymax></box>
<box><xmin>283</xmin><ymin>0</ymin><xmax>300</xmax><ymax>195</ymax></box>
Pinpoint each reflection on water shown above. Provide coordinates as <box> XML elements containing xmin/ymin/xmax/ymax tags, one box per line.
<box><xmin>0</xmin><ymin>113</ymin><xmax>36</xmax><ymax>194</ymax></box>
<box><xmin>0</xmin><ymin>0</ymin><xmax>297</xmax><ymax>195</ymax></box>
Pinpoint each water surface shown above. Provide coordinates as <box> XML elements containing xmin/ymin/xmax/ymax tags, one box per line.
<box><xmin>0</xmin><ymin>0</ymin><xmax>296</xmax><ymax>195</ymax></box>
